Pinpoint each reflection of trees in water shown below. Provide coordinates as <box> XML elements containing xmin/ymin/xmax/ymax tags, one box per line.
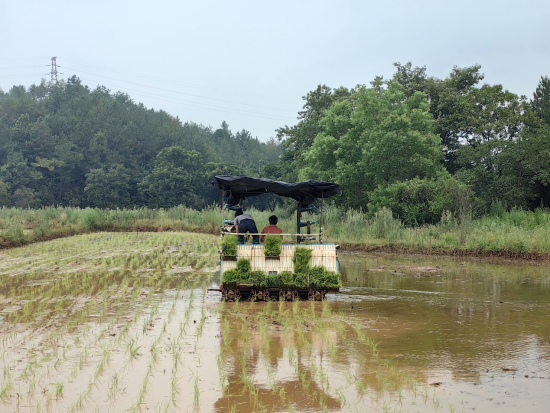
<box><xmin>339</xmin><ymin>255</ymin><xmax>550</xmax><ymax>381</ymax></box>
<box><xmin>214</xmin><ymin>306</ymin><xmax>342</xmax><ymax>412</ymax></box>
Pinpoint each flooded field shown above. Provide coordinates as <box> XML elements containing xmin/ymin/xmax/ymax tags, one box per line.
<box><xmin>1</xmin><ymin>233</ymin><xmax>549</xmax><ymax>412</ymax></box>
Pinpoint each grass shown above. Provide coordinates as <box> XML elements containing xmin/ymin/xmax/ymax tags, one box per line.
<box><xmin>4</xmin><ymin>204</ymin><xmax>550</xmax><ymax>256</ymax></box>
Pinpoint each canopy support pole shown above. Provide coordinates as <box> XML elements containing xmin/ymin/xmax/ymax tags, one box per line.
<box><xmin>296</xmin><ymin>201</ymin><xmax>302</xmax><ymax>244</ymax></box>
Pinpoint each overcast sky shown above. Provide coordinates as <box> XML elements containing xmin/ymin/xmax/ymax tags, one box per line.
<box><xmin>1</xmin><ymin>0</ymin><xmax>549</xmax><ymax>141</ymax></box>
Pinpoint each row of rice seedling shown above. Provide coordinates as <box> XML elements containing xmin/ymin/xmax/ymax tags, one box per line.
<box><xmin>0</xmin><ymin>232</ymin><xmax>220</xmax><ymax>412</ymax></box>
<box><xmin>214</xmin><ymin>298</ymin><xmax>453</xmax><ymax>412</ymax></box>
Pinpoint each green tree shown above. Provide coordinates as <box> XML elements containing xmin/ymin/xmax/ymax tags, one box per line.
<box><xmin>139</xmin><ymin>146</ymin><xmax>204</xmax><ymax>208</ymax></box>
<box><xmin>12</xmin><ymin>186</ymin><xmax>40</xmax><ymax>208</ymax></box>
<box><xmin>532</xmin><ymin>75</ymin><xmax>550</xmax><ymax>125</ymax></box>
<box><xmin>301</xmin><ymin>79</ymin><xmax>444</xmax><ymax>209</ymax></box>
<box><xmin>277</xmin><ymin>85</ymin><xmax>353</xmax><ymax>181</ymax></box>
<box><xmin>0</xmin><ymin>180</ymin><xmax>10</xmax><ymax>206</ymax></box>
<box><xmin>84</xmin><ymin>165</ymin><xmax>131</xmax><ymax>208</ymax></box>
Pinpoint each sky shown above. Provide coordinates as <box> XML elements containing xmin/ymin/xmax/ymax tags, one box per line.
<box><xmin>1</xmin><ymin>0</ymin><xmax>549</xmax><ymax>141</ymax></box>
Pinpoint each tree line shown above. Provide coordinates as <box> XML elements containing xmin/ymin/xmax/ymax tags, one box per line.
<box><xmin>0</xmin><ymin>76</ymin><xmax>281</xmax><ymax>210</ymax></box>
<box><xmin>1</xmin><ymin>66</ymin><xmax>550</xmax><ymax>226</ymax></box>
<box><xmin>275</xmin><ymin>63</ymin><xmax>550</xmax><ymax>225</ymax></box>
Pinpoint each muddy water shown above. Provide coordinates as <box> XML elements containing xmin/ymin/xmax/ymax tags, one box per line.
<box><xmin>212</xmin><ymin>253</ymin><xmax>550</xmax><ymax>413</ymax></box>
<box><xmin>335</xmin><ymin>253</ymin><xmax>550</xmax><ymax>411</ymax></box>
<box><xmin>1</xmin><ymin>235</ymin><xmax>550</xmax><ymax>412</ymax></box>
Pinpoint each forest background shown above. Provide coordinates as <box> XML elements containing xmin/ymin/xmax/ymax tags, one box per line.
<box><xmin>1</xmin><ymin>63</ymin><xmax>550</xmax><ymax>228</ymax></box>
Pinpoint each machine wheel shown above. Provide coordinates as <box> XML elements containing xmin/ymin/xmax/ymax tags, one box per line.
<box><xmin>308</xmin><ymin>289</ymin><xmax>326</xmax><ymax>301</ymax></box>
<box><xmin>280</xmin><ymin>289</ymin><xmax>298</xmax><ymax>302</ymax></box>
<box><xmin>222</xmin><ymin>288</ymin><xmax>241</xmax><ymax>302</ymax></box>
<box><xmin>249</xmin><ymin>289</ymin><xmax>269</xmax><ymax>302</ymax></box>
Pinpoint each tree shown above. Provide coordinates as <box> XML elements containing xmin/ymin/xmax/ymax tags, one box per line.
<box><xmin>300</xmin><ymin>79</ymin><xmax>444</xmax><ymax>209</ymax></box>
<box><xmin>139</xmin><ymin>146</ymin><xmax>204</xmax><ymax>208</ymax></box>
<box><xmin>277</xmin><ymin>85</ymin><xmax>354</xmax><ymax>181</ymax></box>
<box><xmin>0</xmin><ymin>180</ymin><xmax>10</xmax><ymax>206</ymax></box>
<box><xmin>532</xmin><ymin>75</ymin><xmax>550</xmax><ymax>125</ymax></box>
<box><xmin>84</xmin><ymin>165</ymin><xmax>131</xmax><ymax>208</ymax></box>
<box><xmin>12</xmin><ymin>186</ymin><xmax>40</xmax><ymax>208</ymax></box>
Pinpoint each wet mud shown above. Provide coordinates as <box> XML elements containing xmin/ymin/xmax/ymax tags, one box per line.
<box><xmin>1</xmin><ymin>234</ymin><xmax>549</xmax><ymax>412</ymax></box>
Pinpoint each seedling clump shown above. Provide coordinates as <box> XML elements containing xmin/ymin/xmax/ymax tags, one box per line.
<box><xmin>263</xmin><ymin>235</ymin><xmax>282</xmax><ymax>257</ymax></box>
<box><xmin>221</xmin><ymin>248</ymin><xmax>340</xmax><ymax>288</ymax></box>
<box><xmin>221</xmin><ymin>236</ymin><xmax>238</xmax><ymax>258</ymax></box>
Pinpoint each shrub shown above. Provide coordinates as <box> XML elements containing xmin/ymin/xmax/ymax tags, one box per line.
<box><xmin>264</xmin><ymin>234</ymin><xmax>282</xmax><ymax>257</ymax></box>
<box><xmin>368</xmin><ymin>175</ymin><xmax>471</xmax><ymax>226</ymax></box>
<box><xmin>370</xmin><ymin>207</ymin><xmax>401</xmax><ymax>240</ymax></box>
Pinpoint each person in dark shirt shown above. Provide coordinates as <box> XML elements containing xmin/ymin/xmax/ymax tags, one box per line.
<box><xmin>260</xmin><ymin>215</ymin><xmax>283</xmax><ymax>242</ymax></box>
<box><xmin>233</xmin><ymin>209</ymin><xmax>259</xmax><ymax>244</ymax></box>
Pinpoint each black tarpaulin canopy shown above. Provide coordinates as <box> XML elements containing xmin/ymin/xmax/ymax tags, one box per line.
<box><xmin>213</xmin><ymin>175</ymin><xmax>340</xmax><ymax>205</ymax></box>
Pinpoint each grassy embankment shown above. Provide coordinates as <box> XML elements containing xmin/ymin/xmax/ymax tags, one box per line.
<box><xmin>1</xmin><ymin>205</ymin><xmax>550</xmax><ymax>258</ymax></box>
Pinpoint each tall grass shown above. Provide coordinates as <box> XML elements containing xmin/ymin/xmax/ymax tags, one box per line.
<box><xmin>3</xmin><ymin>204</ymin><xmax>550</xmax><ymax>255</ymax></box>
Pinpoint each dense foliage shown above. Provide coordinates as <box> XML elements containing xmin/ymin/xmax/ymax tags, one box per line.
<box><xmin>277</xmin><ymin>66</ymin><xmax>550</xmax><ymax>223</ymax></box>
<box><xmin>0</xmin><ymin>77</ymin><xmax>281</xmax><ymax>209</ymax></box>
<box><xmin>2</xmin><ymin>67</ymin><xmax>550</xmax><ymax>228</ymax></box>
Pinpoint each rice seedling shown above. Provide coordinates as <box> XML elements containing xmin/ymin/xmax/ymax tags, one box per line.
<box><xmin>193</xmin><ymin>375</ymin><xmax>200</xmax><ymax>411</ymax></box>
<box><xmin>128</xmin><ymin>337</ymin><xmax>141</xmax><ymax>361</ymax></box>
<box><xmin>170</xmin><ymin>374</ymin><xmax>180</xmax><ymax>406</ymax></box>
<box><xmin>107</xmin><ymin>371</ymin><xmax>121</xmax><ymax>400</ymax></box>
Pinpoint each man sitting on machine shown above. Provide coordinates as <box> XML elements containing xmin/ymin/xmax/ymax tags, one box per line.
<box><xmin>234</xmin><ymin>209</ymin><xmax>260</xmax><ymax>244</ymax></box>
<box><xmin>260</xmin><ymin>215</ymin><xmax>283</xmax><ymax>242</ymax></box>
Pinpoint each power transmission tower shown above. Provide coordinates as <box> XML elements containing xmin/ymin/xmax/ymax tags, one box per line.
<box><xmin>50</xmin><ymin>57</ymin><xmax>58</xmax><ymax>83</ymax></box>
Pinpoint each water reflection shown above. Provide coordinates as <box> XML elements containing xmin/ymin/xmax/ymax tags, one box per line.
<box><xmin>213</xmin><ymin>252</ymin><xmax>550</xmax><ymax>412</ymax></box>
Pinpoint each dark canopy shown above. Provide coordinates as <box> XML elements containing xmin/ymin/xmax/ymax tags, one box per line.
<box><xmin>213</xmin><ymin>175</ymin><xmax>340</xmax><ymax>205</ymax></box>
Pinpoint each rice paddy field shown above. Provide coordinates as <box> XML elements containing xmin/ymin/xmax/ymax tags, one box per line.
<box><xmin>1</xmin><ymin>232</ymin><xmax>549</xmax><ymax>412</ymax></box>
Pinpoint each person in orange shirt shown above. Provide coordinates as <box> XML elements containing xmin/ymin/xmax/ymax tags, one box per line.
<box><xmin>260</xmin><ymin>215</ymin><xmax>283</xmax><ymax>242</ymax></box>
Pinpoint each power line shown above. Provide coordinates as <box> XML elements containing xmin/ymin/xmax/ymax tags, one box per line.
<box><xmin>62</xmin><ymin>65</ymin><xmax>295</xmax><ymax>113</ymax></box>
<box><xmin>0</xmin><ymin>65</ymin><xmax>49</xmax><ymax>70</ymax></box>
<box><xmin>61</xmin><ymin>57</ymin><xmax>296</xmax><ymax>103</ymax></box>
<box><xmin>79</xmin><ymin>75</ymin><xmax>295</xmax><ymax>122</ymax></box>
<box><xmin>0</xmin><ymin>73</ymin><xmax>48</xmax><ymax>78</ymax></box>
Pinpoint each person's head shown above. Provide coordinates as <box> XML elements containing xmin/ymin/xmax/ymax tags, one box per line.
<box><xmin>268</xmin><ymin>215</ymin><xmax>278</xmax><ymax>225</ymax></box>
<box><xmin>235</xmin><ymin>208</ymin><xmax>244</xmax><ymax>217</ymax></box>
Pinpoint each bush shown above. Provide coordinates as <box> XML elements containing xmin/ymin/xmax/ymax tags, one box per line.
<box><xmin>368</xmin><ymin>175</ymin><xmax>471</xmax><ymax>226</ymax></box>
<box><xmin>264</xmin><ymin>234</ymin><xmax>282</xmax><ymax>256</ymax></box>
<box><xmin>370</xmin><ymin>207</ymin><xmax>401</xmax><ymax>240</ymax></box>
